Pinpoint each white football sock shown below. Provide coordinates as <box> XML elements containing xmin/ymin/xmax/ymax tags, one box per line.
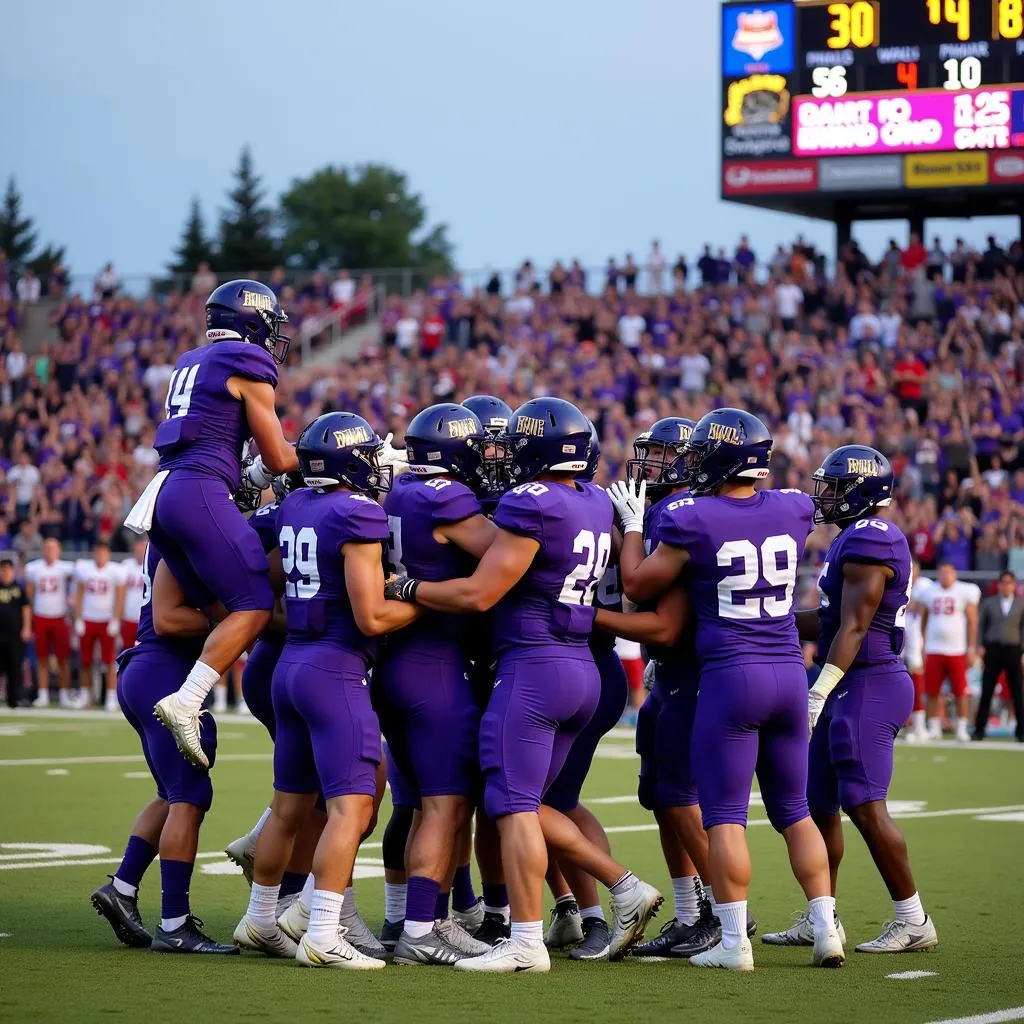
<box><xmin>484</xmin><ymin>904</ymin><xmax>510</xmax><ymax>923</ymax></box>
<box><xmin>247</xmin><ymin>882</ymin><xmax>281</xmax><ymax>929</ymax></box>
<box><xmin>672</xmin><ymin>875</ymin><xmax>700</xmax><ymax>926</ymax></box>
<box><xmin>510</xmin><ymin>921</ymin><xmax>544</xmax><ymax>949</ymax></box>
<box><xmin>307</xmin><ymin>889</ymin><xmax>344</xmax><ymax>946</ymax></box>
<box><xmin>956</xmin><ymin>716</ymin><xmax>969</xmax><ymax>733</ymax></box>
<box><xmin>808</xmin><ymin>895</ymin><xmax>836</xmax><ymax>932</ymax></box>
<box><xmin>927</xmin><ymin>716</ymin><xmax>942</xmax><ymax>735</ymax></box>
<box><xmin>911</xmin><ymin>710</ymin><xmax>926</xmax><ymax>731</ymax></box>
<box><xmin>705</xmin><ymin>885</ymin><xmax>720</xmax><ymax>916</ymax></box>
<box><xmin>385</xmin><ymin>882</ymin><xmax>407</xmax><ymax>923</ymax></box>
<box><xmin>161</xmin><ymin>914</ymin><xmax>188</xmax><ymax>931</ymax></box>
<box><xmin>177</xmin><ymin>660</ymin><xmax>220</xmax><ymax>713</ymax></box>
<box><xmin>893</xmin><ymin>892</ymin><xmax>926</xmax><ymax>927</ymax></box>
<box><xmin>405</xmin><ymin>920</ymin><xmax>433</xmax><ymax>938</ymax></box>
<box><xmin>717</xmin><ymin>900</ymin><xmax>747</xmax><ymax>951</ymax></box>
<box><xmin>299</xmin><ymin>873</ymin><xmax>315</xmax><ymax>913</ymax></box>
<box><xmin>246</xmin><ymin>807</ymin><xmax>272</xmax><ymax>850</ymax></box>
<box><xmin>579</xmin><ymin>904</ymin><xmax>605</xmax><ymax>923</ymax></box>
<box><xmin>609</xmin><ymin>871</ymin><xmax>638</xmax><ymax>897</ymax></box>
<box><xmin>112</xmin><ymin>876</ymin><xmax>137</xmax><ymax>898</ymax></box>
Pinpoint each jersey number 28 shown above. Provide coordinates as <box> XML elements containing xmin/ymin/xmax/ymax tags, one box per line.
<box><xmin>559</xmin><ymin>529</ymin><xmax>612</xmax><ymax>608</ymax></box>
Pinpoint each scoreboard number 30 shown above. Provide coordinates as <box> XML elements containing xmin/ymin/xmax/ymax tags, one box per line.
<box><xmin>823</xmin><ymin>0</ymin><xmax>1022</xmax><ymax>46</ymax></box>
<box><xmin>826</xmin><ymin>0</ymin><xmax>879</xmax><ymax>48</ymax></box>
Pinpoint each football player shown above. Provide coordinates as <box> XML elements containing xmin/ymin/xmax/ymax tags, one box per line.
<box><xmin>72</xmin><ymin>538</ymin><xmax>125</xmax><ymax>710</ymax></box>
<box><xmin>387</xmin><ymin>398</ymin><xmax>662</xmax><ymax>973</ymax></box>
<box><xmin>127</xmin><ymin>280</ymin><xmax>299</xmax><ymax>767</ymax></box>
<box><xmin>612</xmin><ymin>408</ymin><xmax>842</xmax><ymax>971</ymax></box>
<box><xmin>91</xmin><ymin>541</ymin><xmax>236</xmax><ymax>954</ymax></box>
<box><xmin>604</xmin><ymin>417</ymin><xmax>725</xmax><ymax>959</ymax></box>
<box><xmin>234</xmin><ymin>413</ymin><xmax>418</xmax><ymax>970</ymax></box>
<box><xmin>25</xmin><ymin>537</ymin><xmax>75</xmax><ymax>708</ymax></box>
<box><xmin>763</xmin><ymin>446</ymin><xmax>937</xmax><ymax>953</ymax></box>
<box><xmin>375</xmin><ymin>403</ymin><xmax>496</xmax><ymax>965</ymax></box>
<box><xmin>541</xmin><ymin>422</ymin><xmax>630</xmax><ymax>960</ymax></box>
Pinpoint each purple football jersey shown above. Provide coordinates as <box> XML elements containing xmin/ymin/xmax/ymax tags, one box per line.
<box><xmin>590</xmin><ymin>564</ymin><xmax>622</xmax><ymax>657</ymax></box>
<box><xmin>248</xmin><ymin>500</ymin><xmax>281</xmax><ymax>554</ymax></box>
<box><xmin>128</xmin><ymin>542</ymin><xmax>205</xmax><ymax>661</ymax></box>
<box><xmin>383</xmin><ymin>475</ymin><xmax>482</xmax><ymax>649</ymax></box>
<box><xmin>155</xmin><ymin>341</ymin><xmax>278</xmax><ymax>489</ymax></box>
<box><xmin>658</xmin><ymin>489</ymin><xmax>814</xmax><ymax>669</ymax></box>
<box><xmin>276</xmin><ymin>487</ymin><xmax>390</xmax><ymax>665</ymax></box>
<box><xmin>642</xmin><ymin>492</ymin><xmax>698</xmax><ymax>674</ymax></box>
<box><xmin>816</xmin><ymin>518</ymin><xmax>913</xmax><ymax>667</ymax></box>
<box><xmin>492</xmin><ymin>480</ymin><xmax>613</xmax><ymax>655</ymax></box>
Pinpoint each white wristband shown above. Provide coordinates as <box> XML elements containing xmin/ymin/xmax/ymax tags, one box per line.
<box><xmin>811</xmin><ymin>663</ymin><xmax>844</xmax><ymax>701</ymax></box>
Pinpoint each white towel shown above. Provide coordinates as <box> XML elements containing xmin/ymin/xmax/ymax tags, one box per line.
<box><xmin>124</xmin><ymin>470</ymin><xmax>169</xmax><ymax>534</ymax></box>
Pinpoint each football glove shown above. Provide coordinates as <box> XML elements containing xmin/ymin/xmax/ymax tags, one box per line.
<box><xmin>642</xmin><ymin>659</ymin><xmax>656</xmax><ymax>692</ymax></box>
<box><xmin>385</xmin><ymin>574</ymin><xmax>420</xmax><ymax>603</ymax></box>
<box><xmin>378</xmin><ymin>433</ymin><xmax>411</xmax><ymax>480</ymax></box>
<box><xmin>607</xmin><ymin>478</ymin><xmax>646</xmax><ymax>535</ymax></box>
<box><xmin>245</xmin><ymin>455</ymin><xmax>276</xmax><ymax>491</ymax></box>
<box><xmin>106</xmin><ymin>619</ymin><xmax>121</xmax><ymax>638</ymax></box>
<box><xmin>74</xmin><ymin>618</ymin><xmax>86</xmax><ymax>637</ymax></box>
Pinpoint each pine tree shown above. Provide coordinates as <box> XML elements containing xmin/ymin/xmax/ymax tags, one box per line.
<box><xmin>0</xmin><ymin>177</ymin><xmax>37</xmax><ymax>265</ymax></box>
<box><xmin>168</xmin><ymin>196</ymin><xmax>216</xmax><ymax>273</ymax></box>
<box><xmin>217</xmin><ymin>147</ymin><xmax>279</xmax><ymax>273</ymax></box>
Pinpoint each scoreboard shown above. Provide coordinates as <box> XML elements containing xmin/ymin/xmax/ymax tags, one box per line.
<box><xmin>721</xmin><ymin>0</ymin><xmax>1024</xmax><ymax>204</ymax></box>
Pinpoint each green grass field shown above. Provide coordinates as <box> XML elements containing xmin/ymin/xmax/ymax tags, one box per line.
<box><xmin>2</xmin><ymin>711</ymin><xmax>1023</xmax><ymax>1024</ymax></box>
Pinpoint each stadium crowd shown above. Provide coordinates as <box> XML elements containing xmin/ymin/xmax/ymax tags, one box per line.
<box><xmin>0</xmin><ymin>232</ymin><xmax>1022</xmax><ymax>709</ymax></box>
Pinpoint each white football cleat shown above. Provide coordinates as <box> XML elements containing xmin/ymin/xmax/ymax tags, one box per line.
<box><xmin>762</xmin><ymin>910</ymin><xmax>847</xmax><ymax>947</ymax></box>
<box><xmin>296</xmin><ymin>931</ymin><xmax>386</xmax><ymax>970</ymax></box>
<box><xmin>855</xmin><ymin>917</ymin><xmax>938</xmax><ymax>953</ymax></box>
<box><xmin>223</xmin><ymin>836</ymin><xmax>255</xmax><ymax>886</ymax></box>
<box><xmin>609</xmin><ymin>880</ymin><xmax>663</xmax><ymax>961</ymax></box>
<box><xmin>955</xmin><ymin>725</ymin><xmax>971</xmax><ymax>744</ymax></box>
<box><xmin>544</xmin><ymin>900</ymin><xmax>584</xmax><ymax>949</ymax></box>
<box><xmin>435</xmin><ymin>917</ymin><xmax>491</xmax><ymax>956</ymax></box>
<box><xmin>812</xmin><ymin>926</ymin><xmax>845</xmax><ymax>968</ymax></box>
<box><xmin>690</xmin><ymin>938</ymin><xmax>754</xmax><ymax>971</ymax></box>
<box><xmin>452</xmin><ymin>937</ymin><xmax>550</xmax><ymax>973</ymax></box>
<box><xmin>153</xmin><ymin>694</ymin><xmax>209</xmax><ymax>769</ymax></box>
<box><xmin>452</xmin><ymin>899</ymin><xmax>485</xmax><ymax>935</ymax></box>
<box><xmin>233</xmin><ymin>915</ymin><xmax>298</xmax><ymax>958</ymax></box>
<box><xmin>277</xmin><ymin>898</ymin><xmax>311</xmax><ymax>942</ymax></box>
<box><xmin>32</xmin><ymin>691</ymin><xmax>51</xmax><ymax>709</ymax></box>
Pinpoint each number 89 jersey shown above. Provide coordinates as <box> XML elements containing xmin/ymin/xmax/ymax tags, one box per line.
<box><xmin>492</xmin><ymin>480</ymin><xmax>613</xmax><ymax>657</ymax></box>
<box><xmin>276</xmin><ymin>487</ymin><xmax>390</xmax><ymax>663</ymax></box>
<box><xmin>816</xmin><ymin>517</ymin><xmax>913</xmax><ymax>670</ymax></box>
<box><xmin>659</xmin><ymin>489</ymin><xmax>814</xmax><ymax>669</ymax></box>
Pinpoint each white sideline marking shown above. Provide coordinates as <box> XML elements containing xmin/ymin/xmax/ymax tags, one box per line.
<box><xmin>924</xmin><ymin>1008</ymin><xmax>1024</xmax><ymax>1024</ymax></box>
<box><xmin>0</xmin><ymin>843</ymin><xmax>110</xmax><ymax>861</ymax></box>
<box><xmin>888</xmin><ymin>970</ymin><xmax>937</xmax><ymax>980</ymax></box>
<box><xmin>0</xmin><ymin>933</ymin><xmax>11</xmax><ymax>938</ymax></box>
<box><xmin>975</xmin><ymin>812</ymin><xmax>1024</xmax><ymax>822</ymax></box>
<box><xmin>0</xmin><ymin>726</ymin><xmax>25</xmax><ymax>736</ymax></box>
<box><xmin>46</xmin><ymin>769</ymin><xmax>69</xmax><ymax>776</ymax></box>
<box><xmin>122</xmin><ymin>771</ymin><xmax>151</xmax><ymax>779</ymax></box>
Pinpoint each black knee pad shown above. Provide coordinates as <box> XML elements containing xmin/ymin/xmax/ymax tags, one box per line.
<box><xmin>382</xmin><ymin>804</ymin><xmax>415</xmax><ymax>871</ymax></box>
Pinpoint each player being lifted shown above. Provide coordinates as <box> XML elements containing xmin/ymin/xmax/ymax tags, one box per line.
<box><xmin>376</xmin><ymin>403</ymin><xmax>497</xmax><ymax>965</ymax></box>
<box><xmin>612</xmin><ymin>408</ymin><xmax>843</xmax><ymax>972</ymax></box>
<box><xmin>764</xmin><ymin>446</ymin><xmax>938</xmax><ymax>954</ymax></box>
<box><xmin>234</xmin><ymin>413</ymin><xmax>419</xmax><ymax>970</ymax></box>
<box><xmin>387</xmin><ymin>398</ymin><xmax>662</xmax><ymax>973</ymax></box>
<box><xmin>125</xmin><ymin>281</ymin><xmax>298</xmax><ymax>767</ymax></box>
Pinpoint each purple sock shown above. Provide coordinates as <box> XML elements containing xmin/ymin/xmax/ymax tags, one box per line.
<box><xmin>452</xmin><ymin>865</ymin><xmax>477</xmax><ymax>912</ymax></box>
<box><xmin>435</xmin><ymin>890</ymin><xmax>450</xmax><ymax>921</ymax></box>
<box><xmin>406</xmin><ymin>876</ymin><xmax>440</xmax><ymax>925</ymax></box>
<box><xmin>281</xmin><ymin>871</ymin><xmax>306</xmax><ymax>899</ymax></box>
<box><xmin>160</xmin><ymin>859</ymin><xmax>194</xmax><ymax>922</ymax></box>
<box><xmin>115</xmin><ymin>836</ymin><xmax>158</xmax><ymax>890</ymax></box>
<box><xmin>483</xmin><ymin>883</ymin><xmax>508</xmax><ymax>908</ymax></box>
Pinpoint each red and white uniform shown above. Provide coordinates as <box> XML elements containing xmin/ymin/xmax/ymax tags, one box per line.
<box><xmin>25</xmin><ymin>558</ymin><xmax>75</xmax><ymax>660</ymax></box>
<box><xmin>923</xmin><ymin>579</ymin><xmax>981</xmax><ymax>697</ymax></box>
<box><xmin>75</xmin><ymin>559</ymin><xmax>124</xmax><ymax>665</ymax></box>
<box><xmin>119</xmin><ymin>556</ymin><xmax>145</xmax><ymax>648</ymax></box>
<box><xmin>905</xmin><ymin>576</ymin><xmax>931</xmax><ymax>709</ymax></box>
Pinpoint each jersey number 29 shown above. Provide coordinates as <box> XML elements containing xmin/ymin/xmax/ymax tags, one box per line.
<box><xmin>279</xmin><ymin>526</ymin><xmax>320</xmax><ymax>599</ymax></box>
<box><xmin>717</xmin><ymin>535</ymin><xmax>797</xmax><ymax>619</ymax></box>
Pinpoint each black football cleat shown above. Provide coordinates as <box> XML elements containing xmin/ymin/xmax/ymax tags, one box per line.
<box><xmin>473</xmin><ymin>912</ymin><xmax>511</xmax><ymax>946</ymax></box>
<box><xmin>631</xmin><ymin>918</ymin><xmax>695</xmax><ymax>958</ymax></box>
<box><xmin>569</xmin><ymin>917</ymin><xmax>612</xmax><ymax>960</ymax></box>
<box><xmin>90</xmin><ymin>878</ymin><xmax>152</xmax><ymax>948</ymax></box>
<box><xmin>379</xmin><ymin>918</ymin><xmax>404</xmax><ymax>953</ymax></box>
<box><xmin>669</xmin><ymin>902</ymin><xmax>721</xmax><ymax>959</ymax></box>
<box><xmin>151</xmin><ymin>916</ymin><xmax>239</xmax><ymax>954</ymax></box>
<box><xmin>747</xmin><ymin>910</ymin><xmax>757</xmax><ymax>937</ymax></box>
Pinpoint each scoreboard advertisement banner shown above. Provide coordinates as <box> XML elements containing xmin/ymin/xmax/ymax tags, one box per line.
<box><xmin>721</xmin><ymin>0</ymin><xmax>1024</xmax><ymax>200</ymax></box>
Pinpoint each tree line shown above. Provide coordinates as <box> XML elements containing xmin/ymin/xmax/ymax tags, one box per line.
<box><xmin>0</xmin><ymin>148</ymin><xmax>453</xmax><ymax>293</ymax></box>
<box><xmin>168</xmin><ymin>147</ymin><xmax>453</xmax><ymax>278</ymax></box>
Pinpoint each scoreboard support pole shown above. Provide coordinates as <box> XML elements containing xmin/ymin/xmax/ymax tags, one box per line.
<box><xmin>835</xmin><ymin>208</ymin><xmax>852</xmax><ymax>266</ymax></box>
<box><xmin>909</xmin><ymin>213</ymin><xmax>926</xmax><ymax>243</ymax></box>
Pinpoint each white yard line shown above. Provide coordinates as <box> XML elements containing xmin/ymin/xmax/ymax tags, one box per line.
<box><xmin>924</xmin><ymin>1008</ymin><xmax>1024</xmax><ymax>1024</ymax></box>
<box><xmin>888</xmin><ymin>971</ymin><xmax>938</xmax><ymax>980</ymax></box>
<box><xmin>0</xmin><ymin>753</ymin><xmax>272</xmax><ymax>767</ymax></box>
